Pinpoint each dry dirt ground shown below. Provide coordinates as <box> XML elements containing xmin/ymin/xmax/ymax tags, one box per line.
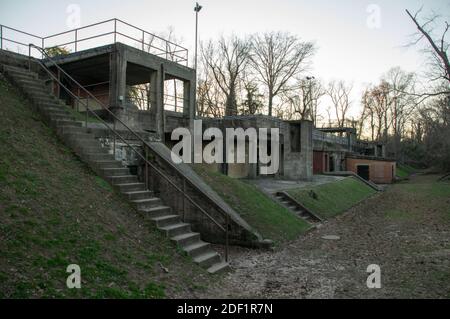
<box><xmin>200</xmin><ymin>174</ymin><xmax>450</xmax><ymax>299</ymax></box>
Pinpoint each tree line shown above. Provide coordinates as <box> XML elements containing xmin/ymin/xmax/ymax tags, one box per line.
<box><xmin>196</xmin><ymin>8</ymin><xmax>449</xmax><ymax>171</ymax></box>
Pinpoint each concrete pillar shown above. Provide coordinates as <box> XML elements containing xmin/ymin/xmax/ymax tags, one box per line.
<box><xmin>109</xmin><ymin>45</ymin><xmax>127</xmax><ymax>109</ymax></box>
<box><xmin>151</xmin><ymin>63</ymin><xmax>165</xmax><ymax>142</ymax></box>
<box><xmin>300</xmin><ymin>120</ymin><xmax>313</xmax><ymax>181</ymax></box>
<box><xmin>183</xmin><ymin>79</ymin><xmax>195</xmax><ymax>118</ymax></box>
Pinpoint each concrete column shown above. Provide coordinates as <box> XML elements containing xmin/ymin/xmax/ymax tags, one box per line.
<box><xmin>109</xmin><ymin>45</ymin><xmax>127</xmax><ymax>109</ymax></box>
<box><xmin>183</xmin><ymin>79</ymin><xmax>195</xmax><ymax>120</ymax></box>
<box><xmin>300</xmin><ymin>120</ymin><xmax>313</xmax><ymax>181</ymax></box>
<box><xmin>149</xmin><ymin>70</ymin><xmax>158</xmax><ymax>112</ymax></box>
<box><xmin>154</xmin><ymin>63</ymin><xmax>165</xmax><ymax>142</ymax></box>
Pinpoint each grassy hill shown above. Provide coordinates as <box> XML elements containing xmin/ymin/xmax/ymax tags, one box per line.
<box><xmin>0</xmin><ymin>76</ymin><xmax>212</xmax><ymax>298</ymax></box>
<box><xmin>396</xmin><ymin>163</ymin><xmax>417</xmax><ymax>179</ymax></box>
<box><xmin>286</xmin><ymin>177</ymin><xmax>377</xmax><ymax>219</ymax></box>
<box><xmin>192</xmin><ymin>165</ymin><xmax>311</xmax><ymax>243</ymax></box>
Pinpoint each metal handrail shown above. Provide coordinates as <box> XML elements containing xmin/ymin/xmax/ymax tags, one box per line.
<box><xmin>1</xmin><ymin>19</ymin><xmax>188</xmax><ymax>65</ymax></box>
<box><xmin>28</xmin><ymin>44</ymin><xmax>229</xmax><ymax>261</ymax></box>
<box><xmin>42</xmin><ymin>18</ymin><xmax>188</xmax><ymax>65</ymax></box>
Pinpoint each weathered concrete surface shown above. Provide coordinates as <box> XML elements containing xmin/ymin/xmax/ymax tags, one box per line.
<box><xmin>248</xmin><ymin>175</ymin><xmax>345</xmax><ymax>194</ymax></box>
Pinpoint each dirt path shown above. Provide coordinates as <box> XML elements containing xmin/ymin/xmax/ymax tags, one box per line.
<box><xmin>200</xmin><ymin>174</ymin><xmax>450</xmax><ymax>298</ymax></box>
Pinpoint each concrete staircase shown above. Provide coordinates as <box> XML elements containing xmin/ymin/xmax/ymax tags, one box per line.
<box><xmin>2</xmin><ymin>64</ymin><xmax>229</xmax><ymax>274</ymax></box>
<box><xmin>274</xmin><ymin>191</ymin><xmax>323</xmax><ymax>225</ymax></box>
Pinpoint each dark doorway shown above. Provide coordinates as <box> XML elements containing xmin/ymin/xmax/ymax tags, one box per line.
<box><xmin>329</xmin><ymin>156</ymin><xmax>335</xmax><ymax>172</ymax></box>
<box><xmin>357</xmin><ymin>165</ymin><xmax>370</xmax><ymax>181</ymax></box>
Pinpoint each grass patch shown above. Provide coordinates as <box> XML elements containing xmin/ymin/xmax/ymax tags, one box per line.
<box><xmin>396</xmin><ymin>163</ymin><xmax>416</xmax><ymax>178</ymax></box>
<box><xmin>193</xmin><ymin>165</ymin><xmax>310</xmax><ymax>243</ymax></box>
<box><xmin>287</xmin><ymin>177</ymin><xmax>376</xmax><ymax>219</ymax></box>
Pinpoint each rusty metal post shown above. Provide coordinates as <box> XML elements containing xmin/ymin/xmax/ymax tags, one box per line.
<box><xmin>28</xmin><ymin>45</ymin><xmax>31</xmax><ymax>70</ymax></box>
<box><xmin>225</xmin><ymin>215</ymin><xmax>229</xmax><ymax>262</ymax></box>
<box><xmin>75</xmin><ymin>29</ymin><xmax>78</xmax><ymax>52</ymax></box>
<box><xmin>114</xmin><ymin>19</ymin><xmax>117</xmax><ymax>43</ymax></box>
<box><xmin>182</xmin><ymin>178</ymin><xmax>186</xmax><ymax>222</ymax></box>
<box><xmin>145</xmin><ymin>145</ymin><xmax>149</xmax><ymax>190</ymax></box>
<box><xmin>77</xmin><ymin>87</ymin><xmax>80</xmax><ymax>112</ymax></box>
<box><xmin>113</xmin><ymin>120</ymin><xmax>117</xmax><ymax>157</ymax></box>
<box><xmin>85</xmin><ymin>99</ymin><xmax>88</xmax><ymax>127</ymax></box>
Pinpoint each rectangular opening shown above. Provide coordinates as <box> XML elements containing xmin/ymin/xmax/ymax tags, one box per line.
<box><xmin>357</xmin><ymin>164</ymin><xmax>370</xmax><ymax>181</ymax></box>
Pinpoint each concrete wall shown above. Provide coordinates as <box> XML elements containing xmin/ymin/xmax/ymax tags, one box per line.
<box><xmin>346</xmin><ymin>157</ymin><xmax>395</xmax><ymax>184</ymax></box>
<box><xmin>283</xmin><ymin>120</ymin><xmax>313</xmax><ymax>181</ymax></box>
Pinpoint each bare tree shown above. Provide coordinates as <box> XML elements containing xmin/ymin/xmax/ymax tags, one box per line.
<box><xmin>383</xmin><ymin>67</ymin><xmax>417</xmax><ymax>156</ymax></box>
<box><xmin>406</xmin><ymin>8</ymin><xmax>450</xmax><ymax>98</ymax></box>
<box><xmin>249</xmin><ymin>32</ymin><xmax>315</xmax><ymax>116</ymax></box>
<box><xmin>326</xmin><ymin>80</ymin><xmax>353</xmax><ymax>128</ymax></box>
<box><xmin>282</xmin><ymin>77</ymin><xmax>325</xmax><ymax>122</ymax></box>
<box><xmin>239</xmin><ymin>73</ymin><xmax>264</xmax><ymax>115</ymax></box>
<box><xmin>201</xmin><ymin>35</ymin><xmax>250</xmax><ymax>116</ymax></box>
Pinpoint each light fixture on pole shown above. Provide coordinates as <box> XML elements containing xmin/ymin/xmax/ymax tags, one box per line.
<box><xmin>194</xmin><ymin>2</ymin><xmax>202</xmax><ymax>73</ymax></box>
<box><xmin>193</xmin><ymin>2</ymin><xmax>202</xmax><ymax>118</ymax></box>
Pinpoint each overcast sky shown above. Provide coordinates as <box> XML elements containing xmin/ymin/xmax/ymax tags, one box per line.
<box><xmin>1</xmin><ymin>0</ymin><xmax>449</xmax><ymax>118</ymax></box>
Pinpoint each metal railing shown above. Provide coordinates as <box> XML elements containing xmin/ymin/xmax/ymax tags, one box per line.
<box><xmin>1</xmin><ymin>19</ymin><xmax>188</xmax><ymax>65</ymax></box>
<box><xmin>0</xmin><ymin>24</ymin><xmax>43</xmax><ymax>57</ymax></box>
<box><xmin>28</xmin><ymin>44</ymin><xmax>229</xmax><ymax>261</ymax></box>
<box><xmin>313</xmin><ymin>129</ymin><xmax>349</xmax><ymax>146</ymax></box>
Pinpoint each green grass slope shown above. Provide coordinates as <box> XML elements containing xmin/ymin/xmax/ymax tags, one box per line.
<box><xmin>0</xmin><ymin>76</ymin><xmax>211</xmax><ymax>298</ymax></box>
<box><xmin>287</xmin><ymin>177</ymin><xmax>377</xmax><ymax>219</ymax></box>
<box><xmin>193</xmin><ymin>165</ymin><xmax>311</xmax><ymax>243</ymax></box>
<box><xmin>396</xmin><ymin>163</ymin><xmax>416</xmax><ymax>179</ymax></box>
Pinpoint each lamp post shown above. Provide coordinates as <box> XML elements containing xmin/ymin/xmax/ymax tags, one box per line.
<box><xmin>194</xmin><ymin>2</ymin><xmax>202</xmax><ymax>73</ymax></box>
<box><xmin>306</xmin><ymin>76</ymin><xmax>315</xmax><ymax>124</ymax></box>
<box><xmin>193</xmin><ymin>2</ymin><xmax>202</xmax><ymax>118</ymax></box>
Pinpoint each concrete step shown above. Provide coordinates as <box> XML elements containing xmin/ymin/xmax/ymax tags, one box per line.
<box><xmin>4</xmin><ymin>66</ymin><xmax>38</xmax><ymax>78</ymax></box>
<box><xmin>39</xmin><ymin>103</ymin><xmax>67</xmax><ymax>110</ymax></box>
<box><xmin>133</xmin><ymin>197</ymin><xmax>162</xmax><ymax>210</ymax></box>
<box><xmin>139</xmin><ymin>205</ymin><xmax>172</xmax><ymax>218</ymax></box>
<box><xmin>101</xmin><ymin>167</ymin><xmax>130</xmax><ymax>176</ymax></box>
<box><xmin>92</xmin><ymin>160</ymin><xmax>123</xmax><ymax>169</ymax></box>
<box><xmin>107</xmin><ymin>175</ymin><xmax>138</xmax><ymax>185</ymax></box>
<box><xmin>207</xmin><ymin>261</ymin><xmax>230</xmax><ymax>274</ymax></box>
<box><xmin>53</xmin><ymin>120</ymin><xmax>83</xmax><ymax>128</ymax></box>
<box><xmin>8</xmin><ymin>73</ymin><xmax>39</xmax><ymax>82</ymax></box>
<box><xmin>33</xmin><ymin>97</ymin><xmax>60</xmax><ymax>105</ymax></box>
<box><xmin>83</xmin><ymin>153</ymin><xmax>115</xmax><ymax>162</ymax></box>
<box><xmin>194</xmin><ymin>251</ymin><xmax>221</xmax><ymax>268</ymax></box>
<box><xmin>183</xmin><ymin>241</ymin><xmax>211</xmax><ymax>258</ymax></box>
<box><xmin>171</xmin><ymin>232</ymin><xmax>201</xmax><ymax>247</ymax></box>
<box><xmin>21</xmin><ymin>82</ymin><xmax>49</xmax><ymax>92</ymax></box>
<box><xmin>115</xmin><ymin>182</ymin><xmax>146</xmax><ymax>193</ymax></box>
<box><xmin>49</xmin><ymin>113</ymin><xmax>74</xmax><ymax>121</ymax></box>
<box><xmin>46</xmin><ymin>109</ymin><xmax>72</xmax><ymax>118</ymax></box>
<box><xmin>74</xmin><ymin>139</ymin><xmax>101</xmax><ymax>149</ymax></box>
<box><xmin>152</xmin><ymin>214</ymin><xmax>180</xmax><ymax>228</ymax></box>
<box><xmin>58</xmin><ymin>126</ymin><xmax>88</xmax><ymax>136</ymax></box>
<box><xmin>63</xmin><ymin>132</ymin><xmax>94</xmax><ymax>142</ymax></box>
<box><xmin>80</xmin><ymin>146</ymin><xmax>109</xmax><ymax>155</ymax></box>
<box><xmin>160</xmin><ymin>223</ymin><xmax>191</xmax><ymax>237</ymax></box>
<box><xmin>26</xmin><ymin>90</ymin><xmax>53</xmax><ymax>98</ymax></box>
<box><xmin>123</xmin><ymin>190</ymin><xmax>153</xmax><ymax>201</ymax></box>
